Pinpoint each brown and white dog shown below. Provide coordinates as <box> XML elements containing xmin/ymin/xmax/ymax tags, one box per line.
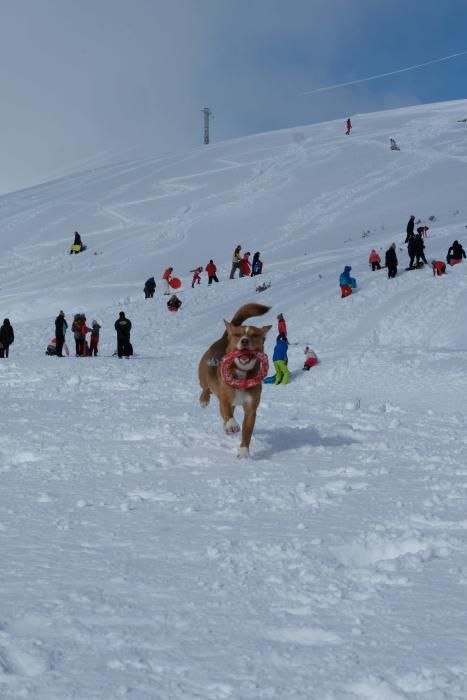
<box><xmin>199</xmin><ymin>303</ymin><xmax>271</xmax><ymax>458</ymax></box>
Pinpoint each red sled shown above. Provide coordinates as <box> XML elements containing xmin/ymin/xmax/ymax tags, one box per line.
<box><xmin>169</xmin><ymin>277</ymin><xmax>182</xmax><ymax>289</ymax></box>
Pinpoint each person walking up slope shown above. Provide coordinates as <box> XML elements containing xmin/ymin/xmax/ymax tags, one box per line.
<box><xmin>345</xmin><ymin>118</ymin><xmax>352</xmax><ymax>135</ymax></box>
<box><xmin>190</xmin><ymin>267</ymin><xmax>203</xmax><ymax>288</ymax></box>
<box><xmin>115</xmin><ymin>312</ymin><xmax>132</xmax><ymax>358</ymax></box>
<box><xmin>369</xmin><ymin>249</ymin><xmax>381</xmax><ymax>271</ymax></box>
<box><xmin>162</xmin><ymin>267</ymin><xmax>173</xmax><ymax>295</ymax></box>
<box><xmin>339</xmin><ymin>266</ymin><xmax>357</xmax><ymax>297</ymax></box>
<box><xmin>205</xmin><ymin>260</ymin><xmax>219</xmax><ymax>284</ymax></box>
<box><xmin>385</xmin><ymin>243</ymin><xmax>398</xmax><ymax>278</ymax></box>
<box><xmin>0</xmin><ymin>319</ymin><xmax>14</xmax><ymax>358</ymax></box>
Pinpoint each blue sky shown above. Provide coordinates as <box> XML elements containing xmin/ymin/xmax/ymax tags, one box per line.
<box><xmin>0</xmin><ymin>0</ymin><xmax>466</xmax><ymax>192</ymax></box>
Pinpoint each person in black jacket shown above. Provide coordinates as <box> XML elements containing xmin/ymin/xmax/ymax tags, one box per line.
<box><xmin>115</xmin><ymin>311</ymin><xmax>132</xmax><ymax>358</ymax></box>
<box><xmin>413</xmin><ymin>233</ymin><xmax>428</xmax><ymax>266</ymax></box>
<box><xmin>385</xmin><ymin>243</ymin><xmax>398</xmax><ymax>278</ymax></box>
<box><xmin>0</xmin><ymin>319</ymin><xmax>14</xmax><ymax>358</ymax></box>
<box><xmin>144</xmin><ymin>277</ymin><xmax>156</xmax><ymax>298</ymax></box>
<box><xmin>405</xmin><ymin>215</ymin><xmax>415</xmax><ymax>243</ymax></box>
<box><xmin>446</xmin><ymin>240</ymin><xmax>466</xmax><ymax>264</ymax></box>
<box><xmin>55</xmin><ymin>310</ymin><xmax>68</xmax><ymax>357</ymax></box>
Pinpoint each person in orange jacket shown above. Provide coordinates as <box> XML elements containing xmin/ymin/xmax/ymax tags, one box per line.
<box><xmin>368</xmin><ymin>249</ymin><xmax>381</xmax><ymax>271</ymax></box>
<box><xmin>205</xmin><ymin>260</ymin><xmax>219</xmax><ymax>284</ymax></box>
<box><xmin>240</xmin><ymin>252</ymin><xmax>251</xmax><ymax>276</ymax></box>
<box><xmin>432</xmin><ymin>260</ymin><xmax>446</xmax><ymax>276</ymax></box>
<box><xmin>162</xmin><ymin>267</ymin><xmax>173</xmax><ymax>295</ymax></box>
<box><xmin>277</xmin><ymin>313</ymin><xmax>288</xmax><ymax>340</ymax></box>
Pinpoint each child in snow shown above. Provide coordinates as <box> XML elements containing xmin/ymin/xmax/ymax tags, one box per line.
<box><xmin>167</xmin><ymin>294</ymin><xmax>182</xmax><ymax>312</ymax></box>
<box><xmin>303</xmin><ymin>346</ymin><xmax>318</xmax><ymax>370</ymax></box>
<box><xmin>368</xmin><ymin>249</ymin><xmax>381</xmax><ymax>271</ymax></box>
<box><xmin>345</xmin><ymin>118</ymin><xmax>352</xmax><ymax>135</ymax></box>
<box><xmin>339</xmin><ymin>266</ymin><xmax>357</xmax><ymax>297</ymax></box>
<box><xmin>89</xmin><ymin>320</ymin><xmax>101</xmax><ymax>356</ymax></box>
<box><xmin>190</xmin><ymin>267</ymin><xmax>203</xmax><ymax>288</ymax></box>
<box><xmin>277</xmin><ymin>313</ymin><xmax>288</xmax><ymax>341</ymax></box>
<box><xmin>251</xmin><ymin>252</ymin><xmax>263</xmax><ymax>276</ymax></box>
<box><xmin>162</xmin><ymin>267</ymin><xmax>173</xmax><ymax>294</ymax></box>
<box><xmin>205</xmin><ymin>260</ymin><xmax>219</xmax><ymax>284</ymax></box>
<box><xmin>432</xmin><ymin>260</ymin><xmax>446</xmax><ymax>276</ymax></box>
<box><xmin>272</xmin><ymin>333</ymin><xmax>290</xmax><ymax>385</ymax></box>
<box><xmin>240</xmin><ymin>252</ymin><xmax>251</xmax><ymax>276</ymax></box>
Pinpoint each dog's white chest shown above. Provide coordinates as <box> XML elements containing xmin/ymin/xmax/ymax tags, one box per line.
<box><xmin>232</xmin><ymin>389</ymin><xmax>252</xmax><ymax>406</ymax></box>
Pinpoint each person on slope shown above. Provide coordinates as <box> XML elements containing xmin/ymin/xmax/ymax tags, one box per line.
<box><xmin>446</xmin><ymin>240</ymin><xmax>466</xmax><ymax>265</ymax></box>
<box><xmin>0</xmin><ymin>319</ymin><xmax>14</xmax><ymax>358</ymax></box>
<box><xmin>417</xmin><ymin>226</ymin><xmax>429</xmax><ymax>238</ymax></box>
<box><xmin>368</xmin><ymin>249</ymin><xmax>381</xmax><ymax>271</ymax></box>
<box><xmin>385</xmin><ymin>243</ymin><xmax>398</xmax><ymax>279</ymax></box>
<box><xmin>412</xmin><ymin>233</ymin><xmax>428</xmax><ymax>267</ymax></box>
<box><xmin>162</xmin><ymin>267</ymin><xmax>174</xmax><ymax>295</ymax></box>
<box><xmin>277</xmin><ymin>313</ymin><xmax>288</xmax><ymax>341</ymax></box>
<box><xmin>240</xmin><ymin>252</ymin><xmax>251</xmax><ymax>277</ymax></box>
<box><xmin>205</xmin><ymin>259</ymin><xmax>219</xmax><ymax>285</ymax></box>
<box><xmin>229</xmin><ymin>245</ymin><xmax>242</xmax><ymax>279</ymax></box>
<box><xmin>432</xmin><ymin>260</ymin><xmax>447</xmax><ymax>276</ymax></box>
<box><xmin>70</xmin><ymin>231</ymin><xmax>85</xmax><ymax>254</ymax></box>
<box><xmin>190</xmin><ymin>266</ymin><xmax>203</xmax><ymax>288</ymax></box>
<box><xmin>71</xmin><ymin>313</ymin><xmax>90</xmax><ymax>356</ymax></box>
<box><xmin>303</xmin><ymin>345</ymin><xmax>318</xmax><ymax>371</ymax></box>
<box><xmin>167</xmin><ymin>294</ymin><xmax>182</xmax><ymax>312</ymax></box>
<box><xmin>345</xmin><ymin>118</ymin><xmax>352</xmax><ymax>135</ymax></box>
<box><xmin>272</xmin><ymin>333</ymin><xmax>290</xmax><ymax>385</ymax></box>
<box><xmin>55</xmin><ymin>310</ymin><xmax>68</xmax><ymax>357</ymax></box>
<box><xmin>46</xmin><ymin>337</ymin><xmax>70</xmax><ymax>356</ymax></box>
<box><xmin>144</xmin><ymin>277</ymin><xmax>156</xmax><ymax>298</ymax></box>
<box><xmin>115</xmin><ymin>311</ymin><xmax>132</xmax><ymax>358</ymax></box>
<box><xmin>251</xmin><ymin>252</ymin><xmax>263</xmax><ymax>276</ymax></box>
<box><xmin>339</xmin><ymin>266</ymin><xmax>357</xmax><ymax>298</ymax></box>
<box><xmin>405</xmin><ymin>215</ymin><xmax>416</xmax><ymax>243</ymax></box>
<box><xmin>89</xmin><ymin>320</ymin><xmax>101</xmax><ymax>356</ymax></box>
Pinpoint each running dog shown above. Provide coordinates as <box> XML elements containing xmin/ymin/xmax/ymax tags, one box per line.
<box><xmin>199</xmin><ymin>303</ymin><xmax>271</xmax><ymax>458</ymax></box>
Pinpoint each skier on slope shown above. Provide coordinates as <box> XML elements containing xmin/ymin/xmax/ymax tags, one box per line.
<box><xmin>345</xmin><ymin>118</ymin><xmax>352</xmax><ymax>135</ymax></box>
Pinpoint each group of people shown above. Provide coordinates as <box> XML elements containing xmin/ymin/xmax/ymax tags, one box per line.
<box><xmin>46</xmin><ymin>311</ymin><xmax>132</xmax><ymax>359</ymax></box>
<box><xmin>230</xmin><ymin>247</ymin><xmax>264</xmax><ymax>279</ymax></box>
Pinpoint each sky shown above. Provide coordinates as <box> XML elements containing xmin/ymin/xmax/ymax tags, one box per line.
<box><xmin>0</xmin><ymin>0</ymin><xmax>466</xmax><ymax>193</ymax></box>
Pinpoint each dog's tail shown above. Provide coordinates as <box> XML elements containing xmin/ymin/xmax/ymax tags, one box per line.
<box><xmin>230</xmin><ymin>303</ymin><xmax>271</xmax><ymax>326</ymax></box>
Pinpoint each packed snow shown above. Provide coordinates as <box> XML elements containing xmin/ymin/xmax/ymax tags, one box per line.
<box><xmin>1</xmin><ymin>99</ymin><xmax>467</xmax><ymax>699</ymax></box>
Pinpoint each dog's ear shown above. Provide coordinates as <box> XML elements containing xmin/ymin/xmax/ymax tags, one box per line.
<box><xmin>261</xmin><ymin>325</ymin><xmax>272</xmax><ymax>335</ymax></box>
<box><xmin>224</xmin><ymin>320</ymin><xmax>231</xmax><ymax>332</ymax></box>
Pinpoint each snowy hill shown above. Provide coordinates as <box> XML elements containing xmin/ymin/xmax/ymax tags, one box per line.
<box><xmin>2</xmin><ymin>99</ymin><xmax>467</xmax><ymax>699</ymax></box>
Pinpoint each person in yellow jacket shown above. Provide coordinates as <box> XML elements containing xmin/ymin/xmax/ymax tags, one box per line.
<box><xmin>70</xmin><ymin>231</ymin><xmax>85</xmax><ymax>254</ymax></box>
<box><xmin>229</xmin><ymin>245</ymin><xmax>242</xmax><ymax>279</ymax></box>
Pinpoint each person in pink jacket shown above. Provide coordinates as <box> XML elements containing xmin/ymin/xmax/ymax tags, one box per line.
<box><xmin>277</xmin><ymin>313</ymin><xmax>287</xmax><ymax>340</ymax></box>
<box><xmin>369</xmin><ymin>249</ymin><xmax>381</xmax><ymax>271</ymax></box>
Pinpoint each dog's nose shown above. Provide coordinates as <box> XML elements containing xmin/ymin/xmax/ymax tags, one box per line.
<box><xmin>240</xmin><ymin>337</ymin><xmax>249</xmax><ymax>347</ymax></box>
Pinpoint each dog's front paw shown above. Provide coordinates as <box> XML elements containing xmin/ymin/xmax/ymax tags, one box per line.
<box><xmin>237</xmin><ymin>447</ymin><xmax>250</xmax><ymax>459</ymax></box>
<box><xmin>225</xmin><ymin>418</ymin><xmax>240</xmax><ymax>434</ymax></box>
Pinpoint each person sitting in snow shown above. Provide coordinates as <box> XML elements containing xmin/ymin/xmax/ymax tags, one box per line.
<box><xmin>339</xmin><ymin>266</ymin><xmax>357</xmax><ymax>298</ymax></box>
<box><xmin>190</xmin><ymin>266</ymin><xmax>203</xmax><ymax>288</ymax></box>
<box><xmin>162</xmin><ymin>267</ymin><xmax>173</xmax><ymax>295</ymax></box>
<box><xmin>446</xmin><ymin>240</ymin><xmax>466</xmax><ymax>265</ymax></box>
<box><xmin>144</xmin><ymin>277</ymin><xmax>156</xmax><ymax>298</ymax></box>
<box><xmin>368</xmin><ymin>249</ymin><xmax>381</xmax><ymax>271</ymax></box>
<box><xmin>432</xmin><ymin>260</ymin><xmax>446</xmax><ymax>276</ymax></box>
<box><xmin>251</xmin><ymin>252</ymin><xmax>263</xmax><ymax>276</ymax></box>
<box><xmin>205</xmin><ymin>259</ymin><xmax>219</xmax><ymax>285</ymax></box>
<box><xmin>385</xmin><ymin>243</ymin><xmax>398</xmax><ymax>279</ymax></box>
<box><xmin>303</xmin><ymin>346</ymin><xmax>318</xmax><ymax>371</ymax></box>
<box><xmin>70</xmin><ymin>231</ymin><xmax>85</xmax><ymax>254</ymax></box>
<box><xmin>167</xmin><ymin>294</ymin><xmax>182</xmax><ymax>312</ymax></box>
<box><xmin>272</xmin><ymin>333</ymin><xmax>290</xmax><ymax>385</ymax></box>
<box><xmin>240</xmin><ymin>251</ymin><xmax>251</xmax><ymax>277</ymax></box>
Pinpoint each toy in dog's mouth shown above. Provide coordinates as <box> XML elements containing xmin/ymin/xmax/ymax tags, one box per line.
<box><xmin>220</xmin><ymin>349</ymin><xmax>269</xmax><ymax>389</ymax></box>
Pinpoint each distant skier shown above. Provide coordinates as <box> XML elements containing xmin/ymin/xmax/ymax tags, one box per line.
<box><xmin>390</xmin><ymin>138</ymin><xmax>400</xmax><ymax>151</ymax></box>
<box><xmin>89</xmin><ymin>320</ymin><xmax>101</xmax><ymax>356</ymax></box>
<box><xmin>303</xmin><ymin>346</ymin><xmax>318</xmax><ymax>370</ymax></box>
<box><xmin>339</xmin><ymin>266</ymin><xmax>357</xmax><ymax>297</ymax></box>
<box><xmin>0</xmin><ymin>319</ymin><xmax>14</xmax><ymax>358</ymax></box>
<box><xmin>190</xmin><ymin>266</ymin><xmax>203</xmax><ymax>288</ymax></box>
<box><xmin>240</xmin><ymin>252</ymin><xmax>251</xmax><ymax>277</ymax></box>
<box><xmin>405</xmin><ymin>215</ymin><xmax>416</xmax><ymax>243</ymax></box>
<box><xmin>229</xmin><ymin>245</ymin><xmax>242</xmax><ymax>279</ymax></box>
<box><xmin>167</xmin><ymin>294</ymin><xmax>182</xmax><ymax>312</ymax></box>
<box><xmin>114</xmin><ymin>311</ymin><xmax>132</xmax><ymax>358</ymax></box>
<box><xmin>345</xmin><ymin>118</ymin><xmax>352</xmax><ymax>135</ymax></box>
<box><xmin>205</xmin><ymin>259</ymin><xmax>219</xmax><ymax>285</ymax></box>
<box><xmin>54</xmin><ymin>310</ymin><xmax>68</xmax><ymax>357</ymax></box>
<box><xmin>144</xmin><ymin>277</ymin><xmax>156</xmax><ymax>298</ymax></box>
<box><xmin>385</xmin><ymin>243</ymin><xmax>398</xmax><ymax>279</ymax></box>
<box><xmin>432</xmin><ymin>260</ymin><xmax>446</xmax><ymax>276</ymax></box>
<box><xmin>446</xmin><ymin>240</ymin><xmax>466</xmax><ymax>265</ymax></box>
<box><xmin>251</xmin><ymin>252</ymin><xmax>263</xmax><ymax>276</ymax></box>
<box><xmin>368</xmin><ymin>249</ymin><xmax>381</xmax><ymax>271</ymax></box>
<box><xmin>272</xmin><ymin>334</ymin><xmax>290</xmax><ymax>385</ymax></box>
<box><xmin>162</xmin><ymin>267</ymin><xmax>174</xmax><ymax>295</ymax></box>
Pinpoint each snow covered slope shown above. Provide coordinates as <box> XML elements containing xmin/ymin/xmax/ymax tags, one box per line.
<box><xmin>2</xmin><ymin>99</ymin><xmax>467</xmax><ymax>699</ymax></box>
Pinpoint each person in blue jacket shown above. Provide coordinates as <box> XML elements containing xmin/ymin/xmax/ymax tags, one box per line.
<box><xmin>339</xmin><ymin>265</ymin><xmax>357</xmax><ymax>298</ymax></box>
<box><xmin>272</xmin><ymin>333</ymin><xmax>290</xmax><ymax>385</ymax></box>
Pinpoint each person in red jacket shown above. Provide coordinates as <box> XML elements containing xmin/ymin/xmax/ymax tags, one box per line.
<box><xmin>240</xmin><ymin>252</ymin><xmax>251</xmax><ymax>276</ymax></box>
<box><xmin>432</xmin><ymin>260</ymin><xmax>446</xmax><ymax>276</ymax></box>
<box><xmin>277</xmin><ymin>313</ymin><xmax>287</xmax><ymax>340</ymax></box>
<box><xmin>205</xmin><ymin>259</ymin><xmax>219</xmax><ymax>285</ymax></box>
<box><xmin>190</xmin><ymin>266</ymin><xmax>202</xmax><ymax>288</ymax></box>
<box><xmin>162</xmin><ymin>267</ymin><xmax>173</xmax><ymax>295</ymax></box>
<box><xmin>346</xmin><ymin>118</ymin><xmax>352</xmax><ymax>135</ymax></box>
<box><xmin>368</xmin><ymin>249</ymin><xmax>381</xmax><ymax>271</ymax></box>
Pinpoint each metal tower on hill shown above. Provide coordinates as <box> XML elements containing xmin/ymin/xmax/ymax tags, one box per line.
<box><xmin>202</xmin><ymin>107</ymin><xmax>213</xmax><ymax>144</ymax></box>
